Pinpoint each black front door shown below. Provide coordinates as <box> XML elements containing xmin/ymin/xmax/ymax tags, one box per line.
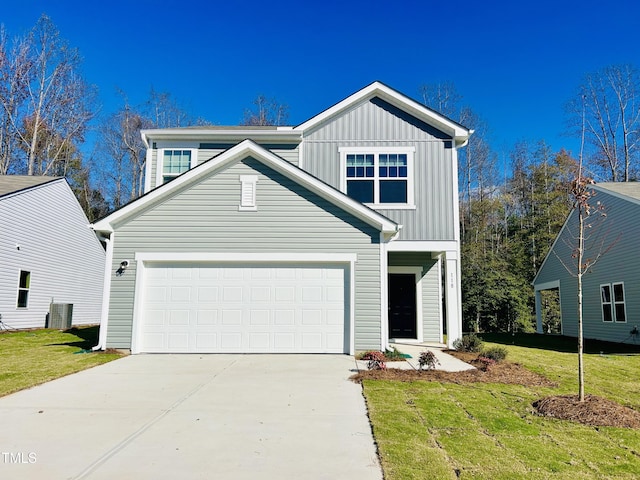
<box><xmin>388</xmin><ymin>273</ymin><xmax>417</xmax><ymax>339</ymax></box>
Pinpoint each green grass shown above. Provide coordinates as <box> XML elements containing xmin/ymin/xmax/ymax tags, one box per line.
<box><xmin>0</xmin><ymin>326</ymin><xmax>123</xmax><ymax>397</ymax></box>
<box><xmin>363</xmin><ymin>333</ymin><xmax>640</xmax><ymax>479</ymax></box>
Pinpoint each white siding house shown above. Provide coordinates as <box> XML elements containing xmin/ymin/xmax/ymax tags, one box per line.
<box><xmin>0</xmin><ymin>176</ymin><xmax>105</xmax><ymax>329</ymax></box>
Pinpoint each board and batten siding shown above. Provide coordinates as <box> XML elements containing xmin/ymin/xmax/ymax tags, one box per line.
<box><xmin>535</xmin><ymin>190</ymin><xmax>640</xmax><ymax>344</ymax></box>
<box><xmin>302</xmin><ymin>98</ymin><xmax>456</xmax><ymax>241</ymax></box>
<box><xmin>107</xmin><ymin>157</ymin><xmax>382</xmax><ymax>351</ymax></box>
<box><xmin>0</xmin><ymin>180</ymin><xmax>104</xmax><ymax>328</ymax></box>
<box><xmin>389</xmin><ymin>252</ymin><xmax>442</xmax><ymax>342</ymax></box>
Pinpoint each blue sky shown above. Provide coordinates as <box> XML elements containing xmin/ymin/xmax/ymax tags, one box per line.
<box><xmin>5</xmin><ymin>0</ymin><xmax>640</xmax><ymax>159</ymax></box>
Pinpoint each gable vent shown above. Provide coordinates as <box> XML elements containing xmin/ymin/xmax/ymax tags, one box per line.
<box><xmin>239</xmin><ymin>175</ymin><xmax>258</xmax><ymax>211</ymax></box>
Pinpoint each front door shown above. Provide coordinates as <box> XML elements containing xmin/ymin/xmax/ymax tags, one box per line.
<box><xmin>388</xmin><ymin>273</ymin><xmax>417</xmax><ymax>339</ymax></box>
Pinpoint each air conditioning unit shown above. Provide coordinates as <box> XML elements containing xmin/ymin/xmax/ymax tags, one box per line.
<box><xmin>49</xmin><ymin>303</ymin><xmax>73</xmax><ymax>329</ymax></box>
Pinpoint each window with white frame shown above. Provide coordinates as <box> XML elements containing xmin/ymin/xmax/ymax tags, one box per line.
<box><xmin>601</xmin><ymin>282</ymin><xmax>626</xmax><ymax>322</ymax></box>
<box><xmin>339</xmin><ymin>147</ymin><xmax>415</xmax><ymax>207</ymax></box>
<box><xmin>16</xmin><ymin>270</ymin><xmax>30</xmax><ymax>308</ymax></box>
<box><xmin>161</xmin><ymin>149</ymin><xmax>194</xmax><ymax>184</ymax></box>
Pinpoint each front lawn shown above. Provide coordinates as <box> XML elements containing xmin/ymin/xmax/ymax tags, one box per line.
<box><xmin>362</xmin><ymin>334</ymin><xmax>640</xmax><ymax>479</ymax></box>
<box><xmin>0</xmin><ymin>326</ymin><xmax>123</xmax><ymax>397</ymax></box>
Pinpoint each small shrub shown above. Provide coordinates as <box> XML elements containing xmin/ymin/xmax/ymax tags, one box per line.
<box><xmin>482</xmin><ymin>346</ymin><xmax>508</xmax><ymax>362</ymax></box>
<box><xmin>418</xmin><ymin>350</ymin><xmax>440</xmax><ymax>370</ymax></box>
<box><xmin>452</xmin><ymin>333</ymin><xmax>484</xmax><ymax>353</ymax></box>
<box><xmin>384</xmin><ymin>346</ymin><xmax>406</xmax><ymax>361</ymax></box>
<box><xmin>362</xmin><ymin>351</ymin><xmax>386</xmax><ymax>370</ymax></box>
<box><xmin>477</xmin><ymin>356</ymin><xmax>496</xmax><ymax>372</ymax></box>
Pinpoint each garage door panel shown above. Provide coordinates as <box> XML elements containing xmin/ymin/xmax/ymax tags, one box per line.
<box><xmin>196</xmin><ymin>309</ymin><xmax>218</xmax><ymax>325</ymax></box>
<box><xmin>140</xmin><ymin>264</ymin><xmax>347</xmax><ymax>353</ymax></box>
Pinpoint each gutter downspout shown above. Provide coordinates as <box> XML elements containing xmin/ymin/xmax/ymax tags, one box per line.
<box><xmin>92</xmin><ymin>231</ymin><xmax>114</xmax><ymax>351</ymax></box>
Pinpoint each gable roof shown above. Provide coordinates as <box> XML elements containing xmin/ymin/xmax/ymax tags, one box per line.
<box><xmin>533</xmin><ymin>182</ymin><xmax>640</xmax><ymax>286</ymax></box>
<box><xmin>141</xmin><ymin>82</ymin><xmax>472</xmax><ymax>148</ymax></box>
<box><xmin>294</xmin><ymin>81</ymin><xmax>472</xmax><ymax>147</ymax></box>
<box><xmin>92</xmin><ymin>139</ymin><xmax>400</xmax><ymax>235</ymax></box>
<box><xmin>0</xmin><ymin>175</ymin><xmax>60</xmax><ymax>199</ymax></box>
<box><xmin>593</xmin><ymin>182</ymin><xmax>640</xmax><ymax>205</ymax></box>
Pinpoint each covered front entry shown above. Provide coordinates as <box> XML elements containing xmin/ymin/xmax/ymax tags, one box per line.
<box><xmin>135</xmin><ymin>262</ymin><xmax>348</xmax><ymax>353</ymax></box>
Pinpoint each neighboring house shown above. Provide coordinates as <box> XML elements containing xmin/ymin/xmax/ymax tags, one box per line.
<box><xmin>91</xmin><ymin>82</ymin><xmax>472</xmax><ymax>354</ymax></box>
<box><xmin>533</xmin><ymin>182</ymin><xmax>640</xmax><ymax>345</ymax></box>
<box><xmin>0</xmin><ymin>176</ymin><xmax>105</xmax><ymax>329</ymax></box>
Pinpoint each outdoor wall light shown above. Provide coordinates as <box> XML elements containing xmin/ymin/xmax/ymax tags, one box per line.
<box><xmin>116</xmin><ymin>260</ymin><xmax>129</xmax><ymax>276</ymax></box>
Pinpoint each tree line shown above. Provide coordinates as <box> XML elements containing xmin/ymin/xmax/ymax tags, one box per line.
<box><xmin>2</xmin><ymin>15</ymin><xmax>639</xmax><ymax>333</ymax></box>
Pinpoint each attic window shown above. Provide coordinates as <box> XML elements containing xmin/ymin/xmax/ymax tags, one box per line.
<box><xmin>239</xmin><ymin>175</ymin><xmax>258</xmax><ymax>211</ymax></box>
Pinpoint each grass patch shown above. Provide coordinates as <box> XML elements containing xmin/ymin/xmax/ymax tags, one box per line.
<box><xmin>0</xmin><ymin>326</ymin><xmax>123</xmax><ymax>397</ymax></box>
<box><xmin>363</xmin><ymin>334</ymin><xmax>640</xmax><ymax>479</ymax></box>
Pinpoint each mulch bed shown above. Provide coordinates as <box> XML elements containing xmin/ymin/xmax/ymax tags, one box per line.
<box><xmin>351</xmin><ymin>351</ymin><xmax>556</xmax><ymax>387</ymax></box>
<box><xmin>533</xmin><ymin>395</ymin><xmax>640</xmax><ymax>429</ymax></box>
<box><xmin>353</xmin><ymin>350</ymin><xmax>640</xmax><ymax>429</ymax></box>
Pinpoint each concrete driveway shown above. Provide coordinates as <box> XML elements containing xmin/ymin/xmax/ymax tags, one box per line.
<box><xmin>0</xmin><ymin>355</ymin><xmax>382</xmax><ymax>479</ymax></box>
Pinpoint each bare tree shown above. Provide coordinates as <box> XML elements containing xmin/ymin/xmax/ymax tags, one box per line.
<box><xmin>568</xmin><ymin>64</ymin><xmax>640</xmax><ymax>182</ymax></box>
<box><xmin>241</xmin><ymin>95</ymin><xmax>289</xmax><ymax>126</ymax></box>
<box><xmin>555</xmin><ymin>97</ymin><xmax>616</xmax><ymax>401</ymax></box>
<box><xmin>0</xmin><ymin>15</ymin><xmax>96</xmax><ymax>177</ymax></box>
<box><xmin>419</xmin><ymin>81</ymin><xmax>462</xmax><ymax>120</ymax></box>
<box><xmin>0</xmin><ymin>26</ymin><xmax>30</xmax><ymax>174</ymax></box>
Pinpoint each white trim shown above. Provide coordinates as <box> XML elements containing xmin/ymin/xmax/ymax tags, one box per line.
<box><xmin>238</xmin><ymin>175</ymin><xmax>258</xmax><ymax>211</ymax></box>
<box><xmin>380</xmin><ymin>233</ymin><xmax>389</xmax><ymax>351</ymax></box>
<box><xmin>142</xmin><ymin>128</ymin><xmax>301</xmax><ymax>144</ymax></box>
<box><xmin>600</xmin><ymin>282</ymin><xmax>627</xmax><ymax>323</ymax></box>
<box><xmin>93</xmin><ymin>234</ymin><xmax>114</xmax><ymax>351</ymax></box>
<box><xmin>388</xmin><ymin>266</ymin><xmax>424</xmax><ymax>343</ymax></box>
<box><xmin>134</xmin><ymin>252</ymin><xmax>357</xmax><ymax>263</ymax></box>
<box><xmin>295</xmin><ymin>82</ymin><xmax>471</xmax><ymax>146</ymax></box>
<box><xmin>129</xmin><ymin>253</ymin><xmax>357</xmax><ymax>355</ymax></box>
<box><xmin>155</xmin><ymin>148</ymin><xmax>197</xmax><ymax>188</ymax></box>
<box><xmin>144</xmin><ymin>144</ymin><xmax>152</xmax><ymax>193</ymax></box>
<box><xmin>15</xmin><ymin>269</ymin><xmax>31</xmax><ymax>309</ymax></box>
<box><xmin>435</xmin><ymin>255</ymin><xmax>444</xmax><ymax>343</ymax></box>
<box><xmin>338</xmin><ymin>147</ymin><xmax>416</xmax><ymax>208</ymax></box>
<box><xmin>131</xmin><ymin>257</ymin><xmax>147</xmax><ymax>354</ymax></box>
<box><xmin>93</xmin><ymin>140</ymin><xmax>399</xmax><ymax>235</ymax></box>
<box><xmin>387</xmin><ymin>240</ymin><xmax>458</xmax><ymax>252</ymax></box>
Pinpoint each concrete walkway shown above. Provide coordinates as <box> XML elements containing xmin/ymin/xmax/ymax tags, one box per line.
<box><xmin>356</xmin><ymin>342</ymin><xmax>476</xmax><ymax>372</ymax></box>
<box><xmin>0</xmin><ymin>355</ymin><xmax>381</xmax><ymax>480</ymax></box>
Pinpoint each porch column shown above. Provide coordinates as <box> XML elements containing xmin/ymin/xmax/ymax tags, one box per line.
<box><xmin>534</xmin><ymin>289</ymin><xmax>543</xmax><ymax>333</ymax></box>
<box><xmin>444</xmin><ymin>250</ymin><xmax>462</xmax><ymax>348</ymax></box>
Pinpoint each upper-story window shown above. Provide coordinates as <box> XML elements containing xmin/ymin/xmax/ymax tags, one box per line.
<box><xmin>160</xmin><ymin>149</ymin><xmax>195</xmax><ymax>184</ymax></box>
<box><xmin>339</xmin><ymin>147</ymin><xmax>415</xmax><ymax>209</ymax></box>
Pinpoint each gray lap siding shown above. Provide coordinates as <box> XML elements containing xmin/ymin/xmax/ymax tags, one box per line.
<box><xmin>106</xmin><ymin>157</ymin><xmax>382</xmax><ymax>351</ymax></box>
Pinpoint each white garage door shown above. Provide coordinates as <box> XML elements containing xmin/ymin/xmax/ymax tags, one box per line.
<box><xmin>138</xmin><ymin>263</ymin><xmax>347</xmax><ymax>353</ymax></box>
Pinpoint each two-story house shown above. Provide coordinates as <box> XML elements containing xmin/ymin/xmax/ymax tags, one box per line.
<box><xmin>91</xmin><ymin>82</ymin><xmax>471</xmax><ymax>354</ymax></box>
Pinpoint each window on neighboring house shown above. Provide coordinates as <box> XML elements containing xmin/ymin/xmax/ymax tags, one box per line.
<box><xmin>340</xmin><ymin>148</ymin><xmax>415</xmax><ymax>208</ymax></box>
<box><xmin>17</xmin><ymin>270</ymin><xmax>30</xmax><ymax>308</ymax></box>
<box><xmin>601</xmin><ymin>282</ymin><xmax>626</xmax><ymax>322</ymax></box>
<box><xmin>161</xmin><ymin>149</ymin><xmax>193</xmax><ymax>183</ymax></box>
